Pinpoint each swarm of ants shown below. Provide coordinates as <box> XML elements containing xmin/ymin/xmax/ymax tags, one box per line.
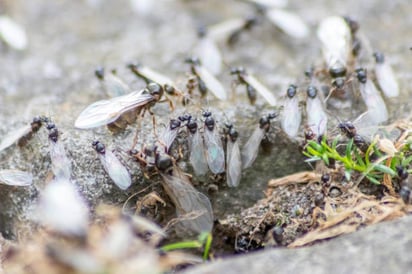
<box><xmin>1</xmin><ymin>0</ymin><xmax>410</xmax><ymax>272</ymax></box>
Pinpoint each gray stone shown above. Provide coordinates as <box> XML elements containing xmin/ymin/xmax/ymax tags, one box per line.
<box><xmin>183</xmin><ymin>216</ymin><xmax>412</xmax><ymax>274</ymax></box>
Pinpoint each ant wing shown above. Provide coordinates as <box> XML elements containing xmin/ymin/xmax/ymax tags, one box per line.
<box><xmin>101</xmin><ymin>72</ymin><xmax>131</xmax><ymax>97</ymax></box>
<box><xmin>0</xmin><ymin>124</ymin><xmax>32</xmax><ymax>152</ymax></box>
<box><xmin>266</xmin><ymin>8</ymin><xmax>309</xmax><ymax>39</ymax></box>
<box><xmin>242</xmin><ymin>74</ymin><xmax>277</xmax><ymax>106</ymax></box>
<box><xmin>317</xmin><ymin>16</ymin><xmax>351</xmax><ymax>70</ymax></box>
<box><xmin>226</xmin><ymin>140</ymin><xmax>242</xmax><ymax>187</ymax></box>
<box><xmin>193</xmin><ymin>35</ymin><xmax>222</xmax><ymax>75</ymax></box>
<box><xmin>49</xmin><ymin>139</ymin><xmax>71</xmax><ymax>180</ymax></box>
<box><xmin>189</xmin><ymin>130</ymin><xmax>209</xmax><ymax>176</ymax></box>
<box><xmin>0</xmin><ymin>169</ymin><xmax>33</xmax><ymax>186</ymax></box>
<box><xmin>74</xmin><ymin>89</ymin><xmax>153</xmax><ymax>129</ymax></box>
<box><xmin>99</xmin><ymin>150</ymin><xmax>132</xmax><ymax>190</ymax></box>
<box><xmin>204</xmin><ymin>127</ymin><xmax>225</xmax><ymax>174</ymax></box>
<box><xmin>194</xmin><ymin>65</ymin><xmax>227</xmax><ymax>100</ymax></box>
<box><xmin>160</xmin><ymin>168</ymin><xmax>213</xmax><ymax>234</ymax></box>
<box><xmin>281</xmin><ymin>95</ymin><xmax>301</xmax><ymax>138</ymax></box>
<box><xmin>241</xmin><ymin>126</ymin><xmax>265</xmax><ymax>169</ymax></box>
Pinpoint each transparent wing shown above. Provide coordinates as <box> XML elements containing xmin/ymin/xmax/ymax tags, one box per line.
<box><xmin>226</xmin><ymin>140</ymin><xmax>242</xmax><ymax>187</ymax></box>
<box><xmin>354</xmin><ymin>123</ymin><xmax>379</xmax><ymax>144</ymax></box>
<box><xmin>266</xmin><ymin>8</ymin><xmax>309</xmax><ymax>39</ymax></box>
<box><xmin>243</xmin><ymin>0</ymin><xmax>287</xmax><ymax>8</ymax></box>
<box><xmin>102</xmin><ymin>73</ymin><xmax>131</xmax><ymax>97</ymax></box>
<box><xmin>306</xmin><ymin>96</ymin><xmax>328</xmax><ymax>136</ymax></box>
<box><xmin>37</xmin><ymin>178</ymin><xmax>89</xmax><ymax>237</ymax></box>
<box><xmin>243</xmin><ymin>74</ymin><xmax>277</xmax><ymax>106</ymax></box>
<box><xmin>358</xmin><ymin>80</ymin><xmax>388</xmax><ymax>126</ymax></box>
<box><xmin>375</xmin><ymin>63</ymin><xmax>399</xmax><ymax>98</ymax></box>
<box><xmin>208</xmin><ymin>18</ymin><xmax>245</xmax><ymax>42</ymax></box>
<box><xmin>49</xmin><ymin>139</ymin><xmax>71</xmax><ymax>180</ymax></box>
<box><xmin>194</xmin><ymin>65</ymin><xmax>227</xmax><ymax>100</ymax></box>
<box><xmin>241</xmin><ymin>127</ymin><xmax>265</xmax><ymax>169</ymax></box>
<box><xmin>189</xmin><ymin>130</ymin><xmax>209</xmax><ymax>176</ymax></box>
<box><xmin>99</xmin><ymin>150</ymin><xmax>132</xmax><ymax>190</ymax></box>
<box><xmin>128</xmin><ymin>214</ymin><xmax>166</xmax><ymax>237</ymax></box>
<box><xmin>193</xmin><ymin>36</ymin><xmax>222</xmax><ymax>75</ymax></box>
<box><xmin>160</xmin><ymin>168</ymin><xmax>213</xmax><ymax>234</ymax></box>
<box><xmin>203</xmin><ymin>128</ymin><xmax>225</xmax><ymax>174</ymax></box>
<box><xmin>137</xmin><ymin>66</ymin><xmax>175</xmax><ymax>87</ymax></box>
<box><xmin>130</xmin><ymin>0</ymin><xmax>154</xmax><ymax>15</ymax></box>
<box><xmin>0</xmin><ymin>169</ymin><xmax>33</xmax><ymax>186</ymax></box>
<box><xmin>158</xmin><ymin>126</ymin><xmax>179</xmax><ymax>152</ymax></box>
<box><xmin>74</xmin><ymin>89</ymin><xmax>153</xmax><ymax>129</ymax></box>
<box><xmin>317</xmin><ymin>16</ymin><xmax>351</xmax><ymax>70</ymax></box>
<box><xmin>281</xmin><ymin>96</ymin><xmax>301</xmax><ymax>138</ymax></box>
<box><xmin>0</xmin><ymin>15</ymin><xmax>27</xmax><ymax>50</ymax></box>
<box><xmin>0</xmin><ymin>124</ymin><xmax>31</xmax><ymax>152</ymax></box>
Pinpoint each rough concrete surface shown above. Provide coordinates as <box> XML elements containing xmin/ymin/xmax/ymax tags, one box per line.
<box><xmin>184</xmin><ymin>215</ymin><xmax>412</xmax><ymax>274</ymax></box>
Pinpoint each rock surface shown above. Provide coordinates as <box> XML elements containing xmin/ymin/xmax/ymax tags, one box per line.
<box><xmin>184</xmin><ymin>215</ymin><xmax>412</xmax><ymax>274</ymax></box>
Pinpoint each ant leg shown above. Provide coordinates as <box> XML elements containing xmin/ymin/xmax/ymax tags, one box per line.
<box><xmin>130</xmin><ymin>117</ymin><xmax>142</xmax><ymax>151</ymax></box>
<box><xmin>324</xmin><ymin>86</ymin><xmax>335</xmax><ymax>103</ymax></box>
<box><xmin>231</xmin><ymin>80</ymin><xmax>239</xmax><ymax>102</ymax></box>
<box><xmin>151</xmin><ymin>114</ymin><xmax>158</xmax><ymax>140</ymax></box>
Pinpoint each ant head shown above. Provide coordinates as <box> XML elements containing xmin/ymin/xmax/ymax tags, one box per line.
<box><xmin>178</xmin><ymin>114</ymin><xmax>192</xmax><ymax>122</ymax></box>
<box><xmin>186</xmin><ymin>119</ymin><xmax>198</xmax><ymax>133</ymax></box>
<box><xmin>147</xmin><ymin>83</ymin><xmax>164</xmax><ymax>99</ymax></box>
<box><xmin>94</xmin><ymin>66</ymin><xmax>105</xmax><ymax>79</ymax></box>
<box><xmin>155</xmin><ymin>152</ymin><xmax>173</xmax><ymax>172</ymax></box>
<box><xmin>230</xmin><ymin>66</ymin><xmax>245</xmax><ymax>75</ymax></box>
<box><xmin>245</xmin><ymin>15</ymin><xmax>259</xmax><ymax>29</ymax></box>
<box><xmin>355</xmin><ymin>68</ymin><xmax>367</xmax><ymax>83</ymax></box>
<box><xmin>126</xmin><ymin>61</ymin><xmax>142</xmax><ymax>70</ymax></box>
<box><xmin>92</xmin><ymin>140</ymin><xmax>105</xmax><ymax>154</ymax></box>
<box><xmin>228</xmin><ymin>127</ymin><xmax>239</xmax><ymax>142</ymax></box>
<box><xmin>286</xmin><ymin>84</ymin><xmax>297</xmax><ymax>98</ymax></box>
<box><xmin>225</xmin><ymin>122</ymin><xmax>233</xmax><ymax>129</ymax></box>
<box><xmin>304</xmin><ymin>66</ymin><xmax>315</xmax><ymax>79</ymax></box>
<box><xmin>170</xmin><ymin>119</ymin><xmax>181</xmax><ymax>130</ymax></box>
<box><xmin>46</xmin><ymin>122</ymin><xmax>56</xmax><ymax>130</ymax></box>
<box><xmin>321</xmin><ymin>173</ymin><xmax>330</xmax><ymax>184</ymax></box>
<box><xmin>306</xmin><ymin>85</ymin><xmax>318</xmax><ymax>99</ymax></box>
<box><xmin>304</xmin><ymin>128</ymin><xmax>316</xmax><ymax>141</ymax></box>
<box><xmin>32</xmin><ymin>116</ymin><xmax>43</xmax><ymax>124</ymax></box>
<box><xmin>48</xmin><ymin>127</ymin><xmax>59</xmax><ymax>142</ymax></box>
<box><xmin>196</xmin><ymin>25</ymin><xmax>207</xmax><ymax>38</ymax></box>
<box><xmin>144</xmin><ymin>143</ymin><xmax>158</xmax><ymax>157</ymax></box>
<box><xmin>164</xmin><ymin>84</ymin><xmax>176</xmax><ymax>95</ymax></box>
<box><xmin>259</xmin><ymin>113</ymin><xmax>276</xmax><ymax>129</ymax></box>
<box><xmin>267</xmin><ymin>112</ymin><xmax>277</xmax><ymax>120</ymax></box>
<box><xmin>343</xmin><ymin>16</ymin><xmax>359</xmax><ymax>34</ymax></box>
<box><xmin>332</xmin><ymin>77</ymin><xmax>346</xmax><ymax>89</ymax></box>
<box><xmin>204</xmin><ymin>116</ymin><xmax>215</xmax><ymax>131</ymax></box>
<box><xmin>202</xmin><ymin>110</ymin><xmax>212</xmax><ymax>118</ymax></box>
<box><xmin>373</xmin><ymin>51</ymin><xmax>385</xmax><ymax>64</ymax></box>
<box><xmin>185</xmin><ymin>56</ymin><xmax>200</xmax><ymax>66</ymax></box>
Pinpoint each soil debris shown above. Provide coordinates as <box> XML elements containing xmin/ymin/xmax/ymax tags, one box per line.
<box><xmin>216</xmin><ymin>164</ymin><xmax>412</xmax><ymax>253</ymax></box>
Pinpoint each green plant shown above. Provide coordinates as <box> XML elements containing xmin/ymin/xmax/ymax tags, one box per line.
<box><xmin>160</xmin><ymin>232</ymin><xmax>213</xmax><ymax>261</ymax></box>
<box><xmin>303</xmin><ymin>136</ymin><xmax>398</xmax><ymax>184</ymax></box>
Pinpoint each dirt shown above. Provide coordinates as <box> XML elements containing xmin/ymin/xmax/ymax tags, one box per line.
<box><xmin>213</xmin><ymin>168</ymin><xmax>412</xmax><ymax>256</ymax></box>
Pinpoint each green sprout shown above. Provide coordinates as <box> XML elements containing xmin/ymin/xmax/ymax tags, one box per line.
<box><xmin>303</xmin><ymin>136</ymin><xmax>399</xmax><ymax>184</ymax></box>
<box><xmin>160</xmin><ymin>232</ymin><xmax>213</xmax><ymax>261</ymax></box>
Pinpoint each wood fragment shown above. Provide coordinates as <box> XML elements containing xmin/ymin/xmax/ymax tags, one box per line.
<box><xmin>268</xmin><ymin>171</ymin><xmax>320</xmax><ymax>187</ymax></box>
